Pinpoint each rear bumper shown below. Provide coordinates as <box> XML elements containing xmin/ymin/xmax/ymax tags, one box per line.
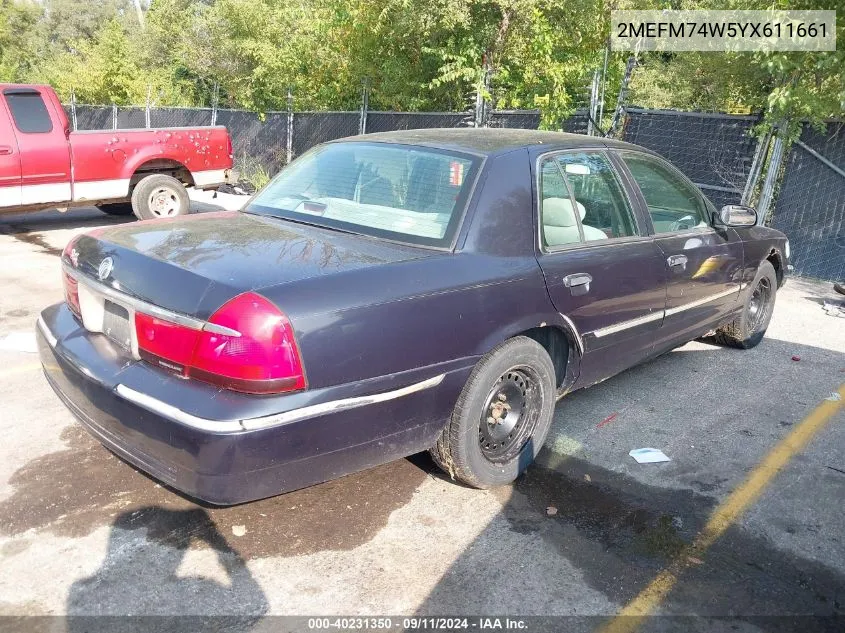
<box><xmin>38</xmin><ymin>303</ymin><xmax>470</xmax><ymax>505</ymax></box>
<box><xmin>192</xmin><ymin>168</ymin><xmax>239</xmax><ymax>190</ymax></box>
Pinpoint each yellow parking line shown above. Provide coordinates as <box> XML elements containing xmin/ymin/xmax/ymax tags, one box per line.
<box><xmin>601</xmin><ymin>383</ymin><xmax>845</xmax><ymax>633</ymax></box>
<box><xmin>0</xmin><ymin>362</ymin><xmax>41</xmax><ymax>378</ymax></box>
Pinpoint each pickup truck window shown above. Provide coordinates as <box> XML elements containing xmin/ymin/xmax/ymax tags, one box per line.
<box><xmin>246</xmin><ymin>142</ymin><xmax>481</xmax><ymax>248</ymax></box>
<box><xmin>3</xmin><ymin>91</ymin><xmax>53</xmax><ymax>134</ymax></box>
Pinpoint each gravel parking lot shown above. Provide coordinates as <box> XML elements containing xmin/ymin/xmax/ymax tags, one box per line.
<box><xmin>0</xmin><ymin>205</ymin><xmax>843</xmax><ymax>630</ymax></box>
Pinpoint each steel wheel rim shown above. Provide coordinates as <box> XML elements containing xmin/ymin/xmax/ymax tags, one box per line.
<box><xmin>479</xmin><ymin>366</ymin><xmax>542</xmax><ymax>463</ymax></box>
<box><xmin>748</xmin><ymin>277</ymin><xmax>772</xmax><ymax>333</ymax></box>
<box><xmin>148</xmin><ymin>186</ymin><xmax>181</xmax><ymax>217</ymax></box>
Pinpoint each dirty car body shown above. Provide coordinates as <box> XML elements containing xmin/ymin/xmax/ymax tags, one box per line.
<box><xmin>37</xmin><ymin>129</ymin><xmax>789</xmax><ymax>504</ymax></box>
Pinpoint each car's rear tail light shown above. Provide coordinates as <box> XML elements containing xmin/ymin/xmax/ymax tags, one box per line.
<box><xmin>135</xmin><ymin>313</ymin><xmax>200</xmax><ymax>373</ymax></box>
<box><xmin>61</xmin><ymin>238</ymin><xmax>82</xmax><ymax>318</ymax></box>
<box><xmin>134</xmin><ymin>292</ymin><xmax>306</xmax><ymax>395</ymax></box>
<box><xmin>63</xmin><ymin>271</ymin><xmax>81</xmax><ymax>318</ymax></box>
<box><xmin>190</xmin><ymin>293</ymin><xmax>306</xmax><ymax>394</ymax></box>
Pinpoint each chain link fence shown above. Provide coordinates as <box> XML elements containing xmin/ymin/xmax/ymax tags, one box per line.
<box><xmin>67</xmin><ymin>104</ymin><xmax>541</xmax><ymax>178</ymax></box>
<box><xmin>66</xmin><ymin>100</ymin><xmax>844</xmax><ymax>281</ymax></box>
<box><xmin>769</xmin><ymin>123</ymin><xmax>845</xmax><ymax>281</ymax></box>
<box><xmin>620</xmin><ymin>109</ymin><xmax>762</xmax><ymax>209</ymax></box>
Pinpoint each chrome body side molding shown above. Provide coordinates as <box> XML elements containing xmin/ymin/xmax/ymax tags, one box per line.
<box><xmin>115</xmin><ymin>373</ymin><xmax>446</xmax><ymax>433</ymax></box>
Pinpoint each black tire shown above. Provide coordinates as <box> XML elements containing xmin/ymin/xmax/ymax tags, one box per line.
<box><xmin>430</xmin><ymin>336</ymin><xmax>556</xmax><ymax>488</ymax></box>
<box><xmin>96</xmin><ymin>202</ymin><xmax>134</xmax><ymax>216</ymax></box>
<box><xmin>714</xmin><ymin>260</ymin><xmax>777</xmax><ymax>349</ymax></box>
<box><xmin>131</xmin><ymin>174</ymin><xmax>190</xmax><ymax>220</ymax></box>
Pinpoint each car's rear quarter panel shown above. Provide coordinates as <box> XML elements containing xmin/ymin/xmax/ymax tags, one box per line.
<box><xmin>260</xmin><ymin>148</ymin><xmax>562</xmax><ymax>391</ymax></box>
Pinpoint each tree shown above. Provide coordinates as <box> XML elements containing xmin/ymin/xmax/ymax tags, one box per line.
<box><xmin>0</xmin><ymin>0</ymin><xmax>42</xmax><ymax>82</ymax></box>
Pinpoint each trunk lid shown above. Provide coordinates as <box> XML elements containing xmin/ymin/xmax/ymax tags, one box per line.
<box><xmin>69</xmin><ymin>211</ymin><xmax>435</xmax><ymax>319</ymax></box>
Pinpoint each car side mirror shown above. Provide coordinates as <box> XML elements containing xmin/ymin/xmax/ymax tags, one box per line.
<box><xmin>717</xmin><ymin>204</ymin><xmax>757</xmax><ymax>227</ymax></box>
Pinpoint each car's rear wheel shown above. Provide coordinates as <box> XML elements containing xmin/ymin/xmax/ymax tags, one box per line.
<box><xmin>714</xmin><ymin>260</ymin><xmax>777</xmax><ymax>349</ymax></box>
<box><xmin>131</xmin><ymin>174</ymin><xmax>191</xmax><ymax>220</ymax></box>
<box><xmin>431</xmin><ymin>336</ymin><xmax>556</xmax><ymax>488</ymax></box>
<box><xmin>96</xmin><ymin>202</ymin><xmax>134</xmax><ymax>216</ymax></box>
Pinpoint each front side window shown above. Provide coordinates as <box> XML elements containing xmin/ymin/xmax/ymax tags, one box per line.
<box><xmin>621</xmin><ymin>153</ymin><xmax>709</xmax><ymax>234</ymax></box>
<box><xmin>4</xmin><ymin>92</ymin><xmax>53</xmax><ymax>134</ymax></box>
<box><xmin>246</xmin><ymin>142</ymin><xmax>480</xmax><ymax>248</ymax></box>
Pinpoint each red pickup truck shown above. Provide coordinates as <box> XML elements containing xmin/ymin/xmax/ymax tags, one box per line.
<box><xmin>0</xmin><ymin>84</ymin><xmax>236</xmax><ymax>220</ymax></box>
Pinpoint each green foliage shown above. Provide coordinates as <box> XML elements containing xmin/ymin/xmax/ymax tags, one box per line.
<box><xmin>0</xmin><ymin>0</ymin><xmax>841</xmax><ymax>132</ymax></box>
<box><xmin>0</xmin><ymin>0</ymin><xmax>41</xmax><ymax>81</ymax></box>
<box><xmin>237</xmin><ymin>153</ymin><xmax>271</xmax><ymax>190</ymax></box>
<box><xmin>628</xmin><ymin>0</ymin><xmax>845</xmax><ymax>135</ymax></box>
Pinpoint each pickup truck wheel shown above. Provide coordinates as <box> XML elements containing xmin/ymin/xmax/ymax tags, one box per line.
<box><xmin>714</xmin><ymin>260</ymin><xmax>777</xmax><ymax>349</ymax></box>
<box><xmin>431</xmin><ymin>336</ymin><xmax>556</xmax><ymax>489</ymax></box>
<box><xmin>131</xmin><ymin>174</ymin><xmax>190</xmax><ymax>220</ymax></box>
<box><xmin>96</xmin><ymin>203</ymin><xmax>134</xmax><ymax>216</ymax></box>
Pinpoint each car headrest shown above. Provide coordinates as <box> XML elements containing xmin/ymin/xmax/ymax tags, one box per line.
<box><xmin>543</xmin><ymin>197</ymin><xmax>586</xmax><ymax>227</ymax></box>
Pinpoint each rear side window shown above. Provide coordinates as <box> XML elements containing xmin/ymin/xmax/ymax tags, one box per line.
<box><xmin>4</xmin><ymin>92</ymin><xmax>54</xmax><ymax>134</ymax></box>
<box><xmin>555</xmin><ymin>153</ymin><xmax>637</xmax><ymax>240</ymax></box>
<box><xmin>539</xmin><ymin>158</ymin><xmax>582</xmax><ymax>248</ymax></box>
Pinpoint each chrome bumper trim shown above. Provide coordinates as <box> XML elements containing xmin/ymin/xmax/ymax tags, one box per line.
<box><xmin>115</xmin><ymin>373</ymin><xmax>446</xmax><ymax>433</ymax></box>
<box><xmin>37</xmin><ymin>316</ymin><xmax>58</xmax><ymax>348</ymax></box>
<box><xmin>62</xmin><ymin>263</ymin><xmax>240</xmax><ymax>337</ymax></box>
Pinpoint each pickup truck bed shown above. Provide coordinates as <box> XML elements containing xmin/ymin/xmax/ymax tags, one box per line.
<box><xmin>0</xmin><ymin>84</ymin><xmax>236</xmax><ymax>219</ymax></box>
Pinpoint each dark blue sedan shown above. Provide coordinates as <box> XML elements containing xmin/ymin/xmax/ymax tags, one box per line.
<box><xmin>37</xmin><ymin>129</ymin><xmax>789</xmax><ymax>504</ymax></box>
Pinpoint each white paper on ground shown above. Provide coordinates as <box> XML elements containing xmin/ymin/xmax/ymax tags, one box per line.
<box><xmin>0</xmin><ymin>332</ymin><xmax>38</xmax><ymax>353</ymax></box>
<box><xmin>629</xmin><ymin>448</ymin><xmax>671</xmax><ymax>464</ymax></box>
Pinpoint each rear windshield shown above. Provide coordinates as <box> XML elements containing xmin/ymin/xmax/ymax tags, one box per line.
<box><xmin>246</xmin><ymin>142</ymin><xmax>482</xmax><ymax>248</ymax></box>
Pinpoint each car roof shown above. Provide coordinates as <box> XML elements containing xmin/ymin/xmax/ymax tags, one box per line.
<box><xmin>334</xmin><ymin>127</ymin><xmax>644</xmax><ymax>156</ymax></box>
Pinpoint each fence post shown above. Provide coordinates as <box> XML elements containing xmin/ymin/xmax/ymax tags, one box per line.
<box><xmin>474</xmin><ymin>54</ymin><xmax>493</xmax><ymax>128</ymax></box>
<box><xmin>359</xmin><ymin>78</ymin><xmax>369</xmax><ymax>135</ymax></box>
<box><xmin>70</xmin><ymin>89</ymin><xmax>77</xmax><ymax>132</ymax></box>
<box><xmin>286</xmin><ymin>87</ymin><xmax>294</xmax><ymax>165</ymax></box>
<box><xmin>112</xmin><ymin>103</ymin><xmax>117</xmax><ymax>131</ymax></box>
<box><xmin>607</xmin><ymin>55</ymin><xmax>637</xmax><ymax>138</ymax></box>
<box><xmin>145</xmin><ymin>85</ymin><xmax>151</xmax><ymax>129</ymax></box>
<box><xmin>741</xmin><ymin>129</ymin><xmax>771</xmax><ymax>206</ymax></box>
<box><xmin>211</xmin><ymin>83</ymin><xmax>219</xmax><ymax>127</ymax></box>
<box><xmin>587</xmin><ymin>69</ymin><xmax>600</xmax><ymax>136</ymax></box>
<box><xmin>598</xmin><ymin>44</ymin><xmax>609</xmax><ymax>128</ymax></box>
<box><xmin>474</xmin><ymin>73</ymin><xmax>484</xmax><ymax>128</ymax></box>
<box><xmin>757</xmin><ymin>124</ymin><xmax>787</xmax><ymax>225</ymax></box>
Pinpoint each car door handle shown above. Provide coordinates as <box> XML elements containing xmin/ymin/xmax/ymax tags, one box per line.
<box><xmin>562</xmin><ymin>273</ymin><xmax>592</xmax><ymax>295</ymax></box>
<box><xmin>0</xmin><ymin>146</ymin><xmax>13</xmax><ymax>156</ymax></box>
<box><xmin>667</xmin><ymin>254</ymin><xmax>688</xmax><ymax>269</ymax></box>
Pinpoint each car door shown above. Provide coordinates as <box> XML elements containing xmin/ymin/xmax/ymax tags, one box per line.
<box><xmin>0</xmin><ymin>102</ymin><xmax>21</xmax><ymax>208</ymax></box>
<box><xmin>2</xmin><ymin>87</ymin><xmax>72</xmax><ymax>206</ymax></box>
<box><xmin>534</xmin><ymin>149</ymin><xmax>668</xmax><ymax>388</ymax></box>
<box><xmin>614</xmin><ymin>150</ymin><xmax>744</xmax><ymax>346</ymax></box>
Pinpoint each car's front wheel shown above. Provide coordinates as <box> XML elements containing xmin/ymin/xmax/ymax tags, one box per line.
<box><xmin>714</xmin><ymin>260</ymin><xmax>778</xmax><ymax>349</ymax></box>
<box><xmin>431</xmin><ymin>336</ymin><xmax>556</xmax><ymax>488</ymax></box>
